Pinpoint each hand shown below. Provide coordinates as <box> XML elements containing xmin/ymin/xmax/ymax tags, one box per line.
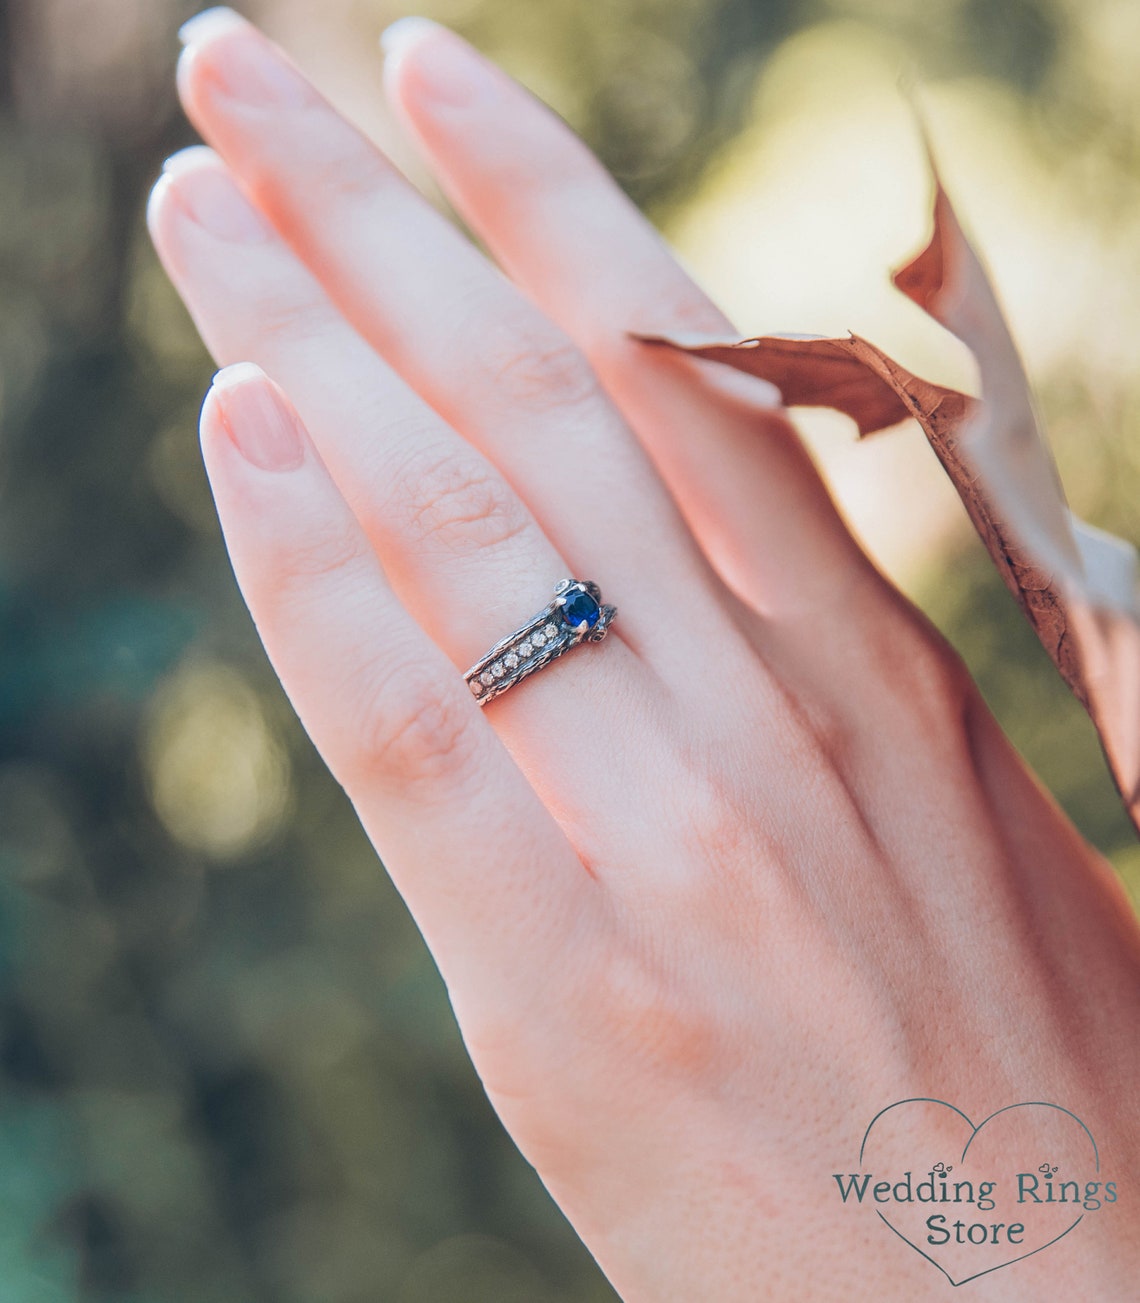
<box><xmin>148</xmin><ymin>12</ymin><xmax>1140</xmax><ymax>1299</ymax></box>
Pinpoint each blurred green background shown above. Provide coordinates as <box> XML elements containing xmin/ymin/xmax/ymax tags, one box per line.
<box><xmin>1</xmin><ymin>0</ymin><xmax>1138</xmax><ymax>1298</ymax></box>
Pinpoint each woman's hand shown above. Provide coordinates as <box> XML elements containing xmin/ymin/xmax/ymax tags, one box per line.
<box><xmin>148</xmin><ymin>12</ymin><xmax>1140</xmax><ymax>1299</ymax></box>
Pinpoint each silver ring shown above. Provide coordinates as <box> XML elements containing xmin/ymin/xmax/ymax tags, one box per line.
<box><xmin>465</xmin><ymin>579</ymin><xmax>617</xmax><ymax>706</ymax></box>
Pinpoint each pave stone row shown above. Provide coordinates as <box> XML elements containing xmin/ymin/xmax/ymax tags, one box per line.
<box><xmin>468</xmin><ymin>619</ymin><xmax>565</xmax><ymax>699</ymax></box>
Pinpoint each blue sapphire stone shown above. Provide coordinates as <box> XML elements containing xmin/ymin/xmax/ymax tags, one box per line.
<box><xmin>560</xmin><ymin>586</ymin><xmax>601</xmax><ymax>631</ymax></box>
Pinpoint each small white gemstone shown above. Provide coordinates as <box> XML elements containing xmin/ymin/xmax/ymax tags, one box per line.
<box><xmin>518</xmin><ymin>642</ymin><xmax>532</xmax><ymax>657</ymax></box>
<box><xmin>505</xmin><ymin>652</ymin><xmax>519</xmax><ymax>669</ymax></box>
<box><xmin>492</xmin><ymin>662</ymin><xmax>506</xmax><ymax>678</ymax></box>
<box><xmin>480</xmin><ymin>671</ymin><xmax>494</xmax><ymax>686</ymax></box>
<box><xmin>469</xmin><ymin>679</ymin><xmax>484</xmax><ymax>696</ymax></box>
<box><xmin>544</xmin><ymin>623</ymin><xmax>559</xmax><ymax>639</ymax></box>
<box><xmin>531</xmin><ymin>630</ymin><xmax>546</xmax><ymax>647</ymax></box>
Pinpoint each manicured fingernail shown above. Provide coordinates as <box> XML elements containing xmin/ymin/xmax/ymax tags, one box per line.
<box><xmin>179</xmin><ymin>7</ymin><xmax>246</xmax><ymax>47</ymax></box>
<box><xmin>160</xmin><ymin>148</ymin><xmax>272</xmax><ymax>243</ymax></box>
<box><xmin>381</xmin><ymin>17</ymin><xmax>497</xmax><ymax>108</ymax></box>
<box><xmin>380</xmin><ymin>15</ymin><xmax>441</xmax><ymax>56</ymax></box>
<box><xmin>180</xmin><ymin>8</ymin><xmax>312</xmax><ymax>109</ymax></box>
<box><xmin>211</xmin><ymin>364</ymin><xmax>306</xmax><ymax>472</ymax></box>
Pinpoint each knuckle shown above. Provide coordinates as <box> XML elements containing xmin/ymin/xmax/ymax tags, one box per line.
<box><xmin>677</xmin><ymin>773</ymin><xmax>753</xmax><ymax>874</ymax></box>
<box><xmin>352</xmin><ymin>665</ymin><xmax>480</xmax><ymax>792</ymax></box>
<box><xmin>582</xmin><ymin>943</ymin><xmax>718</xmax><ymax>1081</ymax></box>
<box><xmin>660</xmin><ymin>753</ymin><xmax>793</xmax><ymax>912</ymax></box>
<box><xmin>887</xmin><ymin>621</ymin><xmax>974</xmax><ymax>729</ymax></box>
<box><xmin>307</xmin><ymin>136</ymin><xmax>393</xmax><ymax>203</ymax></box>
<box><xmin>268</xmin><ymin>515</ymin><xmax>370</xmax><ymax>616</ymax></box>
<box><xmin>481</xmin><ymin>320</ymin><xmax>601</xmax><ymax>414</ymax></box>
<box><xmin>252</xmin><ymin>287</ymin><xmax>336</xmax><ymax>346</ymax></box>
<box><xmin>794</xmin><ymin>688</ymin><xmax>858</xmax><ymax>779</ymax></box>
<box><xmin>389</xmin><ymin>443</ymin><xmax>532</xmax><ymax>557</ymax></box>
<box><xmin>255</xmin><ymin>126</ymin><xmax>393</xmax><ymax>209</ymax></box>
<box><xmin>806</xmin><ymin>619</ymin><xmax>975</xmax><ymax>778</ymax></box>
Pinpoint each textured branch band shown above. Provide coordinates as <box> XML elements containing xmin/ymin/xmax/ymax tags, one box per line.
<box><xmin>464</xmin><ymin>579</ymin><xmax>616</xmax><ymax>706</ymax></box>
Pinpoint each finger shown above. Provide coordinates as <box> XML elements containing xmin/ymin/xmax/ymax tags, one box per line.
<box><xmin>173</xmin><ymin>8</ymin><xmax>724</xmax><ymax>662</ymax></box>
<box><xmin>147</xmin><ymin>148</ymin><xmax>646</xmax><ymax>786</ymax></box>
<box><xmin>198</xmin><ymin>361</ymin><xmax>598</xmax><ymax>1030</ymax></box>
<box><xmin>381</xmin><ymin>19</ymin><xmax>875</xmax><ymax>615</ymax></box>
<box><xmin>150</xmin><ymin>149</ymin><xmax>557</xmax><ymax>656</ymax></box>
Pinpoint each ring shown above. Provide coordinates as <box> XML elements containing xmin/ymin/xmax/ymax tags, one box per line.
<box><xmin>465</xmin><ymin>579</ymin><xmax>617</xmax><ymax>706</ymax></box>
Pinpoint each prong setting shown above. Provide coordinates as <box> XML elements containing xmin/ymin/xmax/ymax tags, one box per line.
<box><xmin>463</xmin><ymin>579</ymin><xmax>616</xmax><ymax>706</ymax></box>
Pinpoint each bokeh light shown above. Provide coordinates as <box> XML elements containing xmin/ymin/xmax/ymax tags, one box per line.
<box><xmin>144</xmin><ymin>661</ymin><xmax>291</xmax><ymax>860</ymax></box>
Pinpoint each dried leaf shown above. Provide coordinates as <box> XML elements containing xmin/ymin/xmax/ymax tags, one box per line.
<box><xmin>636</xmin><ymin>157</ymin><xmax>1140</xmax><ymax>831</ymax></box>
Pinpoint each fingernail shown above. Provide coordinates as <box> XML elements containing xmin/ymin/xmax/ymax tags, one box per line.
<box><xmin>211</xmin><ymin>364</ymin><xmax>306</xmax><ymax>472</ymax></box>
<box><xmin>380</xmin><ymin>15</ymin><xmax>441</xmax><ymax>56</ymax></box>
<box><xmin>160</xmin><ymin>149</ymin><xmax>272</xmax><ymax>243</ymax></box>
<box><xmin>179</xmin><ymin>7</ymin><xmax>246</xmax><ymax>47</ymax></box>
<box><xmin>381</xmin><ymin>17</ymin><xmax>497</xmax><ymax>108</ymax></box>
<box><xmin>180</xmin><ymin>9</ymin><xmax>312</xmax><ymax>109</ymax></box>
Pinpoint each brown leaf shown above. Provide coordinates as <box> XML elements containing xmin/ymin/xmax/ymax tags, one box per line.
<box><xmin>635</xmin><ymin>159</ymin><xmax>1140</xmax><ymax>832</ymax></box>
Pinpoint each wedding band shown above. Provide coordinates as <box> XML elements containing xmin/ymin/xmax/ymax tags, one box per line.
<box><xmin>465</xmin><ymin>579</ymin><xmax>617</xmax><ymax>706</ymax></box>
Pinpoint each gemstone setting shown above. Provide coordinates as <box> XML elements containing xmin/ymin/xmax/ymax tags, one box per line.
<box><xmin>560</xmin><ymin>586</ymin><xmax>601</xmax><ymax>631</ymax></box>
<box><xmin>463</xmin><ymin>579</ymin><xmax>614</xmax><ymax>706</ymax></box>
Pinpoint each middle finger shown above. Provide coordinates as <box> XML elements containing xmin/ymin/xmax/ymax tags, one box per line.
<box><xmin>174</xmin><ymin>8</ymin><xmax>723</xmax><ymax>668</ymax></box>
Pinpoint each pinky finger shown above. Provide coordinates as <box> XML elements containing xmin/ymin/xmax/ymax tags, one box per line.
<box><xmin>199</xmin><ymin>362</ymin><xmax>596</xmax><ymax>1029</ymax></box>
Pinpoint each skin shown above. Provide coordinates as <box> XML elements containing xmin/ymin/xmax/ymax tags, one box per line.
<box><xmin>148</xmin><ymin>11</ymin><xmax>1140</xmax><ymax>1299</ymax></box>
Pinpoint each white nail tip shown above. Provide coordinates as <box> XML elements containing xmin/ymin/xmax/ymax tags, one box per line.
<box><xmin>178</xmin><ymin>7</ymin><xmax>247</xmax><ymax>48</ymax></box>
<box><xmin>161</xmin><ymin>145</ymin><xmax>219</xmax><ymax>177</ymax></box>
<box><xmin>212</xmin><ymin>362</ymin><xmax>267</xmax><ymax>392</ymax></box>
<box><xmin>380</xmin><ymin>15</ymin><xmax>441</xmax><ymax>56</ymax></box>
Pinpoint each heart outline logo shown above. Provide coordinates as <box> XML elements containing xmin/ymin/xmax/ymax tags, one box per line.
<box><xmin>859</xmin><ymin>1098</ymin><xmax>1099</xmax><ymax>1287</ymax></box>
